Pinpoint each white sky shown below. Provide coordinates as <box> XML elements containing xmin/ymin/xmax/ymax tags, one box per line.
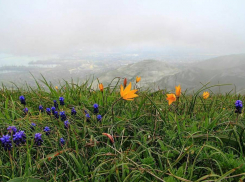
<box><xmin>0</xmin><ymin>0</ymin><xmax>245</xmax><ymax>57</ymax></box>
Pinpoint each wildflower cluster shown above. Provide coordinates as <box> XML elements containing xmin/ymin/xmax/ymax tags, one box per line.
<box><xmin>51</xmin><ymin>107</ymin><xmax>56</xmax><ymax>114</ymax></box>
<box><xmin>34</xmin><ymin>133</ymin><xmax>43</xmax><ymax>146</ymax></box>
<box><xmin>94</xmin><ymin>104</ymin><xmax>102</xmax><ymax>121</ymax></box>
<box><xmin>166</xmin><ymin>85</ymin><xmax>210</xmax><ymax>105</ymax></box>
<box><xmin>19</xmin><ymin>95</ymin><xmax>26</xmax><ymax>105</ymax></box>
<box><xmin>97</xmin><ymin>115</ymin><xmax>102</xmax><ymax>121</ymax></box>
<box><xmin>59</xmin><ymin>97</ymin><xmax>65</xmax><ymax>105</ymax></box>
<box><xmin>0</xmin><ymin>135</ymin><xmax>12</xmax><ymax>151</ymax></box>
<box><xmin>64</xmin><ymin>120</ymin><xmax>70</xmax><ymax>129</ymax></box>
<box><xmin>60</xmin><ymin>111</ymin><xmax>67</xmax><ymax>121</ymax></box>
<box><xmin>60</xmin><ymin>138</ymin><xmax>65</xmax><ymax>145</ymax></box>
<box><xmin>1</xmin><ymin>126</ymin><xmax>26</xmax><ymax>150</ymax></box>
<box><xmin>235</xmin><ymin>100</ymin><xmax>243</xmax><ymax>114</ymax></box>
<box><xmin>71</xmin><ymin>107</ymin><xmax>77</xmax><ymax>115</ymax></box>
<box><xmin>13</xmin><ymin>131</ymin><xmax>26</xmax><ymax>146</ymax></box>
<box><xmin>46</xmin><ymin>108</ymin><xmax>51</xmax><ymax>115</ymax></box>
<box><xmin>44</xmin><ymin>126</ymin><xmax>51</xmax><ymax>135</ymax></box>
<box><xmin>7</xmin><ymin>126</ymin><xmax>17</xmax><ymax>134</ymax></box>
<box><xmin>31</xmin><ymin>123</ymin><xmax>36</xmax><ymax>130</ymax></box>
<box><xmin>54</xmin><ymin>100</ymin><xmax>58</xmax><ymax>108</ymax></box>
<box><xmin>93</xmin><ymin>104</ymin><xmax>99</xmax><ymax>113</ymax></box>
<box><xmin>39</xmin><ymin>105</ymin><xmax>44</xmax><ymax>112</ymax></box>
<box><xmin>54</xmin><ymin>111</ymin><xmax>59</xmax><ymax>119</ymax></box>
<box><xmin>23</xmin><ymin>107</ymin><xmax>28</xmax><ymax>115</ymax></box>
<box><xmin>85</xmin><ymin>113</ymin><xmax>90</xmax><ymax>121</ymax></box>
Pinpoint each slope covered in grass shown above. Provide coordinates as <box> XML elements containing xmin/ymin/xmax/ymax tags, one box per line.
<box><xmin>0</xmin><ymin>78</ymin><xmax>245</xmax><ymax>182</ymax></box>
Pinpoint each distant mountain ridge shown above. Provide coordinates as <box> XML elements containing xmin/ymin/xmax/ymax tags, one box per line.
<box><xmin>1</xmin><ymin>54</ymin><xmax>245</xmax><ymax>93</ymax></box>
<box><xmin>95</xmin><ymin>54</ymin><xmax>245</xmax><ymax>93</ymax></box>
<box><xmin>190</xmin><ymin>54</ymin><xmax>245</xmax><ymax>70</ymax></box>
<box><xmin>155</xmin><ymin>54</ymin><xmax>245</xmax><ymax>93</ymax></box>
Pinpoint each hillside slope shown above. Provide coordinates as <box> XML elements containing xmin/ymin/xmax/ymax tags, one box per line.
<box><xmin>94</xmin><ymin>60</ymin><xmax>180</xmax><ymax>88</ymax></box>
<box><xmin>155</xmin><ymin>63</ymin><xmax>245</xmax><ymax>93</ymax></box>
<box><xmin>190</xmin><ymin>54</ymin><xmax>245</xmax><ymax>70</ymax></box>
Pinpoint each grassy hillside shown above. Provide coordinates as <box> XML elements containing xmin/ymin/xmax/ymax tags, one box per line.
<box><xmin>0</xmin><ymin>77</ymin><xmax>245</xmax><ymax>181</ymax></box>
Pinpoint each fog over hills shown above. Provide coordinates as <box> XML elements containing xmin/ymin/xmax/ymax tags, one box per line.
<box><xmin>155</xmin><ymin>54</ymin><xmax>245</xmax><ymax>93</ymax></box>
<box><xmin>94</xmin><ymin>60</ymin><xmax>180</xmax><ymax>88</ymax></box>
<box><xmin>190</xmin><ymin>54</ymin><xmax>245</xmax><ymax>70</ymax></box>
<box><xmin>0</xmin><ymin>54</ymin><xmax>245</xmax><ymax>93</ymax></box>
<box><xmin>95</xmin><ymin>54</ymin><xmax>245</xmax><ymax>93</ymax></box>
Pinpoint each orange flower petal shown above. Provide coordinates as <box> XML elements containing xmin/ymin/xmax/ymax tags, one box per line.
<box><xmin>99</xmin><ymin>83</ymin><xmax>104</xmax><ymax>92</ymax></box>
<box><xmin>120</xmin><ymin>82</ymin><xmax>138</xmax><ymax>101</ymax></box>
<box><xmin>136</xmin><ymin>76</ymin><xmax>141</xmax><ymax>83</ymax></box>
<box><xmin>175</xmin><ymin>85</ymin><xmax>181</xmax><ymax>97</ymax></box>
<box><xmin>124</xmin><ymin>82</ymin><xmax>132</xmax><ymax>94</ymax></box>
<box><xmin>203</xmin><ymin>91</ymin><xmax>210</xmax><ymax>99</ymax></box>
<box><xmin>166</xmin><ymin>94</ymin><xmax>176</xmax><ymax>105</ymax></box>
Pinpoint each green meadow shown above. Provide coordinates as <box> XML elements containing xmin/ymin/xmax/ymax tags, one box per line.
<box><xmin>0</xmin><ymin>77</ymin><xmax>245</xmax><ymax>182</ymax></box>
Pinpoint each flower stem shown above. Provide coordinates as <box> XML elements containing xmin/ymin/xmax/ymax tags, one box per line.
<box><xmin>111</xmin><ymin>98</ymin><xmax>122</xmax><ymax>123</ymax></box>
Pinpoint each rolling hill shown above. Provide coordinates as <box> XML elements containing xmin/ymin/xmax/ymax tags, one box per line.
<box><xmin>1</xmin><ymin>54</ymin><xmax>245</xmax><ymax>93</ymax></box>
<box><xmin>93</xmin><ymin>59</ymin><xmax>180</xmax><ymax>88</ymax></box>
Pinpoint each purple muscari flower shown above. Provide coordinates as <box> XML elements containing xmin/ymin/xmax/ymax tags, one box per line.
<box><xmin>30</xmin><ymin>123</ymin><xmax>36</xmax><ymax>130</ymax></box>
<box><xmin>97</xmin><ymin>115</ymin><xmax>102</xmax><ymax>121</ymax></box>
<box><xmin>54</xmin><ymin>111</ymin><xmax>59</xmax><ymax>119</ymax></box>
<box><xmin>85</xmin><ymin>113</ymin><xmax>90</xmax><ymax>121</ymax></box>
<box><xmin>71</xmin><ymin>107</ymin><xmax>77</xmax><ymax>115</ymax></box>
<box><xmin>54</xmin><ymin>100</ymin><xmax>58</xmax><ymax>108</ymax></box>
<box><xmin>59</xmin><ymin>97</ymin><xmax>65</xmax><ymax>106</ymax></box>
<box><xmin>93</xmin><ymin>103</ymin><xmax>99</xmax><ymax>114</ymax></box>
<box><xmin>64</xmin><ymin>120</ymin><xmax>70</xmax><ymax>129</ymax></box>
<box><xmin>7</xmin><ymin>126</ymin><xmax>17</xmax><ymax>134</ymax></box>
<box><xmin>39</xmin><ymin>105</ymin><xmax>44</xmax><ymax>112</ymax></box>
<box><xmin>23</xmin><ymin>107</ymin><xmax>28</xmax><ymax>115</ymax></box>
<box><xmin>46</xmin><ymin>108</ymin><xmax>51</xmax><ymax>115</ymax></box>
<box><xmin>235</xmin><ymin>100</ymin><xmax>243</xmax><ymax>114</ymax></box>
<box><xmin>0</xmin><ymin>135</ymin><xmax>12</xmax><ymax>151</ymax></box>
<box><xmin>44</xmin><ymin>126</ymin><xmax>50</xmax><ymax>135</ymax></box>
<box><xmin>235</xmin><ymin>100</ymin><xmax>243</xmax><ymax>108</ymax></box>
<box><xmin>19</xmin><ymin>95</ymin><xmax>26</xmax><ymax>105</ymax></box>
<box><xmin>59</xmin><ymin>111</ymin><xmax>66</xmax><ymax>121</ymax></box>
<box><xmin>84</xmin><ymin>110</ymin><xmax>88</xmax><ymax>114</ymax></box>
<box><xmin>60</xmin><ymin>138</ymin><xmax>65</xmax><ymax>145</ymax></box>
<box><xmin>34</xmin><ymin>133</ymin><xmax>43</xmax><ymax>146</ymax></box>
<box><xmin>51</xmin><ymin>107</ymin><xmax>56</xmax><ymax>114</ymax></box>
<box><xmin>13</xmin><ymin>131</ymin><xmax>26</xmax><ymax>146</ymax></box>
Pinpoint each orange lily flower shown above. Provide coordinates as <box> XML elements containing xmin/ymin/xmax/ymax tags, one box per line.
<box><xmin>99</xmin><ymin>83</ymin><xmax>104</xmax><ymax>92</ymax></box>
<box><xmin>136</xmin><ymin>76</ymin><xmax>141</xmax><ymax>83</ymax></box>
<box><xmin>55</xmin><ymin>86</ymin><xmax>58</xmax><ymax>90</ymax></box>
<box><xmin>124</xmin><ymin>78</ymin><xmax>127</xmax><ymax>88</ymax></box>
<box><xmin>203</xmin><ymin>91</ymin><xmax>210</xmax><ymax>99</ymax></box>
<box><xmin>120</xmin><ymin>82</ymin><xmax>138</xmax><ymax>101</ymax></box>
<box><xmin>166</xmin><ymin>94</ymin><xmax>176</xmax><ymax>105</ymax></box>
<box><xmin>175</xmin><ymin>85</ymin><xmax>181</xmax><ymax>97</ymax></box>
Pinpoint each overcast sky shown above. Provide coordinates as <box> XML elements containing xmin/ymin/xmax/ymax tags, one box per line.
<box><xmin>0</xmin><ymin>0</ymin><xmax>245</xmax><ymax>58</ymax></box>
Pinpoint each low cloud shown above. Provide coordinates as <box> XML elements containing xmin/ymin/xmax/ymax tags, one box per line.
<box><xmin>0</xmin><ymin>0</ymin><xmax>245</xmax><ymax>56</ymax></box>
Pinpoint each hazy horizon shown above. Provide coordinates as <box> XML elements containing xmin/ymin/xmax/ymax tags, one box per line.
<box><xmin>0</xmin><ymin>0</ymin><xmax>245</xmax><ymax>65</ymax></box>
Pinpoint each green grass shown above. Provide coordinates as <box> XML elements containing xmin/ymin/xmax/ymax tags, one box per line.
<box><xmin>0</xmin><ymin>78</ymin><xmax>245</xmax><ymax>182</ymax></box>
